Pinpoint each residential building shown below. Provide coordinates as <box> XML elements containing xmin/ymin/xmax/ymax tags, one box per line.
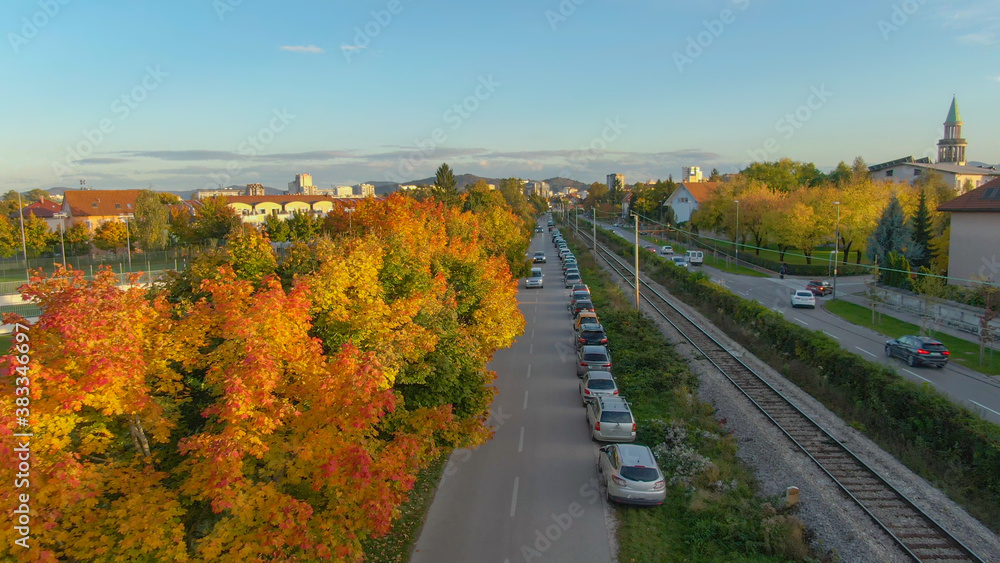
<box><xmin>210</xmin><ymin>195</ymin><xmax>348</xmax><ymax>225</ymax></box>
<box><xmin>398</xmin><ymin>184</ymin><xmax>421</xmax><ymax>191</ymax></box>
<box><xmin>681</xmin><ymin>166</ymin><xmax>703</xmax><ymax>183</ymax></box>
<box><xmin>288</xmin><ymin>173</ymin><xmax>317</xmax><ymax>195</ymax></box>
<box><xmin>354</xmin><ymin>183</ymin><xmax>375</xmax><ymax>197</ymax></box>
<box><xmin>524</xmin><ymin>181</ymin><xmax>551</xmax><ymax>198</ymax></box>
<box><xmin>333</xmin><ymin>185</ymin><xmax>354</xmax><ymax>197</ymax></box>
<box><xmin>194</xmin><ymin>187</ymin><xmax>242</xmax><ymax>200</ymax></box>
<box><xmin>607</xmin><ymin>173</ymin><xmax>624</xmax><ymax>191</ymax></box>
<box><xmin>245</xmin><ymin>183</ymin><xmax>267</xmax><ymax>196</ymax></box>
<box><xmin>61</xmin><ymin>189</ymin><xmax>142</xmax><ymax>231</ymax></box>
<box><xmin>10</xmin><ymin>196</ymin><xmax>64</xmax><ymax>231</ymax></box>
<box><xmin>937</xmin><ymin>178</ymin><xmax>1000</xmax><ymax>287</ymax></box>
<box><xmin>663</xmin><ymin>181</ymin><xmax>720</xmax><ymax>224</ymax></box>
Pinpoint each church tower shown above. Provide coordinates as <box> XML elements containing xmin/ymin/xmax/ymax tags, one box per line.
<box><xmin>937</xmin><ymin>96</ymin><xmax>967</xmax><ymax>165</ymax></box>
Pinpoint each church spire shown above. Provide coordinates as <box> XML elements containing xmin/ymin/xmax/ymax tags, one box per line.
<box><xmin>945</xmin><ymin>96</ymin><xmax>961</xmax><ymax>124</ymax></box>
<box><xmin>937</xmin><ymin>96</ymin><xmax>966</xmax><ymax>165</ymax></box>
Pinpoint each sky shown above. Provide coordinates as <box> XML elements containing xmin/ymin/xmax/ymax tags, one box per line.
<box><xmin>2</xmin><ymin>0</ymin><xmax>999</xmax><ymax>193</ymax></box>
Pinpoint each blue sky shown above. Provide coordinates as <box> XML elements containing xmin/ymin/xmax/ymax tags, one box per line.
<box><xmin>2</xmin><ymin>0</ymin><xmax>999</xmax><ymax>192</ymax></box>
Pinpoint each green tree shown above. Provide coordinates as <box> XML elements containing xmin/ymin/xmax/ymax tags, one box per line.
<box><xmin>851</xmin><ymin>156</ymin><xmax>869</xmax><ymax>182</ymax></box>
<box><xmin>192</xmin><ymin>196</ymin><xmax>241</xmax><ymax>244</ymax></box>
<box><xmin>287</xmin><ymin>210</ymin><xmax>321</xmax><ymax>241</ymax></box>
<box><xmin>168</xmin><ymin>207</ymin><xmax>196</xmax><ymax>245</ymax></box>
<box><xmin>828</xmin><ymin>161</ymin><xmax>852</xmax><ymax>185</ymax></box>
<box><xmin>708</xmin><ymin>168</ymin><xmax>722</xmax><ymax>181</ymax></box>
<box><xmin>63</xmin><ymin>223</ymin><xmax>92</xmax><ymax>255</ymax></box>
<box><xmin>263</xmin><ymin>213</ymin><xmax>291</xmax><ymax>243</ymax></box>
<box><xmin>884</xmin><ymin>251</ymin><xmax>913</xmax><ymax>290</ymax></box>
<box><xmin>741</xmin><ymin>159</ymin><xmax>825</xmax><ymax>192</ymax></box>
<box><xmin>464</xmin><ymin>180</ymin><xmax>506</xmax><ymax>213</ymax></box>
<box><xmin>866</xmin><ymin>195</ymin><xmax>920</xmax><ymax>280</ymax></box>
<box><xmin>22</xmin><ymin>214</ymin><xmax>54</xmax><ymax>257</ymax></box>
<box><xmin>433</xmin><ymin>163</ymin><xmax>460</xmax><ymax>206</ymax></box>
<box><xmin>133</xmin><ymin>190</ymin><xmax>169</xmax><ymax>251</ymax></box>
<box><xmin>224</xmin><ymin>224</ymin><xmax>277</xmax><ymax>283</ymax></box>
<box><xmin>93</xmin><ymin>220</ymin><xmax>128</xmax><ymax>252</ymax></box>
<box><xmin>583</xmin><ymin>182</ymin><xmax>609</xmax><ymax>209</ymax></box>
<box><xmin>909</xmin><ymin>187</ymin><xmax>933</xmax><ymax>269</ymax></box>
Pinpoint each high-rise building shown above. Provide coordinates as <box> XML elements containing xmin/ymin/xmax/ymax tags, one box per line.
<box><xmin>937</xmin><ymin>96</ymin><xmax>967</xmax><ymax>166</ymax></box>
<box><xmin>288</xmin><ymin>173</ymin><xmax>316</xmax><ymax>195</ymax></box>
<box><xmin>245</xmin><ymin>183</ymin><xmax>266</xmax><ymax>196</ymax></box>
<box><xmin>607</xmin><ymin>173</ymin><xmax>624</xmax><ymax>191</ymax></box>
<box><xmin>681</xmin><ymin>166</ymin><xmax>703</xmax><ymax>183</ymax></box>
<box><xmin>354</xmin><ymin>183</ymin><xmax>375</xmax><ymax>197</ymax></box>
<box><xmin>334</xmin><ymin>185</ymin><xmax>354</xmax><ymax>197</ymax></box>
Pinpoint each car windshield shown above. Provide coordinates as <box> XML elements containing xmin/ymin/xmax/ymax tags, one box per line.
<box><xmin>534</xmin><ymin>252</ymin><xmax>544</xmax><ymax>256</ymax></box>
<box><xmin>599</xmin><ymin>411</ymin><xmax>631</xmax><ymax>423</ymax></box>
<box><xmin>583</xmin><ymin>353</ymin><xmax>608</xmax><ymax>362</ymax></box>
<box><xmin>588</xmin><ymin>379</ymin><xmax>615</xmax><ymax>390</ymax></box>
<box><xmin>620</xmin><ymin>466</ymin><xmax>659</xmax><ymax>482</ymax></box>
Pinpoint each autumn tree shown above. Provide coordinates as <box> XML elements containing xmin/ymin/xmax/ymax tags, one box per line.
<box><xmin>63</xmin><ymin>223</ymin><xmax>92</xmax><ymax>255</ymax></box>
<box><xmin>224</xmin><ymin>224</ymin><xmax>277</xmax><ymax>283</ymax></box>
<box><xmin>262</xmin><ymin>213</ymin><xmax>290</xmax><ymax>242</ymax></box>
<box><xmin>23</xmin><ymin>214</ymin><xmax>55</xmax><ymax>257</ymax></box>
<box><xmin>583</xmin><ymin>182</ymin><xmax>609</xmax><ymax>209</ymax></box>
<box><xmin>134</xmin><ymin>189</ymin><xmax>170</xmax><ymax>251</ymax></box>
<box><xmin>192</xmin><ymin>196</ymin><xmax>241</xmax><ymax>244</ymax></box>
<box><xmin>286</xmin><ymin>210</ymin><xmax>321</xmax><ymax>241</ymax></box>
<box><xmin>93</xmin><ymin>219</ymin><xmax>129</xmax><ymax>251</ymax></box>
<box><xmin>0</xmin><ymin>216</ymin><xmax>18</xmax><ymax>257</ymax></box>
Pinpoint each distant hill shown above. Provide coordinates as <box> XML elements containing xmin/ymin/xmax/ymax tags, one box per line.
<box><xmin>543</xmin><ymin>177</ymin><xmax>587</xmax><ymax>191</ymax></box>
<box><xmin>41</xmin><ymin>184</ymin><xmax>283</xmax><ymax>201</ymax></box>
<box><xmin>370</xmin><ymin>174</ymin><xmax>588</xmax><ymax>195</ymax></box>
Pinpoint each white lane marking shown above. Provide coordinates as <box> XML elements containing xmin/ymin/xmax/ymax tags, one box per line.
<box><xmin>822</xmin><ymin>331</ymin><xmax>840</xmax><ymax>340</ymax></box>
<box><xmin>510</xmin><ymin>477</ymin><xmax>519</xmax><ymax>517</ymax></box>
<box><xmin>523</xmin><ymin>390</ymin><xmax>529</xmax><ymax>410</ymax></box>
<box><xmin>970</xmin><ymin>400</ymin><xmax>1000</xmax><ymax>417</ymax></box>
<box><xmin>855</xmin><ymin>346</ymin><xmax>877</xmax><ymax>358</ymax></box>
<box><xmin>531</xmin><ymin>328</ymin><xmax>535</xmax><ymax>338</ymax></box>
<box><xmin>903</xmin><ymin>368</ymin><xmax>932</xmax><ymax>383</ymax></box>
<box><xmin>518</xmin><ymin>426</ymin><xmax>525</xmax><ymax>453</ymax></box>
<box><xmin>772</xmin><ymin>308</ymin><xmax>782</xmax><ymax>314</ymax></box>
<box><xmin>529</xmin><ymin>343</ymin><xmax>533</xmax><ymax>355</ymax></box>
<box><xmin>526</xmin><ymin>364</ymin><xmax>532</xmax><ymax>378</ymax></box>
<box><xmin>794</xmin><ymin>317</ymin><xmax>809</xmax><ymax>326</ymax></box>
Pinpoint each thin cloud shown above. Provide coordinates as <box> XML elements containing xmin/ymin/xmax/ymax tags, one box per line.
<box><xmin>340</xmin><ymin>45</ymin><xmax>366</xmax><ymax>52</ymax></box>
<box><xmin>280</xmin><ymin>45</ymin><xmax>324</xmax><ymax>54</ymax></box>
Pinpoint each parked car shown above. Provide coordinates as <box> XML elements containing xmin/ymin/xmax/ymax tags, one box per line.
<box><xmin>570</xmin><ymin>299</ymin><xmax>595</xmax><ymax>317</ymax></box>
<box><xmin>562</xmin><ymin>260</ymin><xmax>578</xmax><ymax>272</ymax></box>
<box><xmin>564</xmin><ymin>268</ymin><xmax>580</xmax><ymax>281</ymax></box>
<box><xmin>598</xmin><ymin>444</ymin><xmax>666</xmax><ymax>505</ymax></box>
<box><xmin>806</xmin><ymin>280</ymin><xmax>833</xmax><ymax>296</ymax></box>
<box><xmin>577</xmin><ymin>345</ymin><xmax>612</xmax><ymax>376</ymax></box>
<box><xmin>670</xmin><ymin>256</ymin><xmax>690</xmax><ymax>269</ymax></box>
<box><xmin>571</xmin><ymin>283</ymin><xmax>590</xmax><ymax>294</ymax></box>
<box><xmin>532</xmin><ymin>251</ymin><xmax>546</xmax><ymax>263</ymax></box>
<box><xmin>570</xmin><ymin>289</ymin><xmax>591</xmax><ymax>303</ymax></box>
<box><xmin>577</xmin><ymin>324</ymin><xmax>609</xmax><ymax>348</ymax></box>
<box><xmin>579</xmin><ymin>370</ymin><xmax>618</xmax><ymax>405</ymax></box>
<box><xmin>574</xmin><ymin>311</ymin><xmax>599</xmax><ymax>333</ymax></box>
<box><xmin>885</xmin><ymin>335</ymin><xmax>950</xmax><ymax>368</ymax></box>
<box><xmin>660</xmin><ymin>245</ymin><xmax>674</xmax><ymax>255</ymax></box>
<box><xmin>586</xmin><ymin>396</ymin><xmax>635</xmax><ymax>441</ymax></box>
<box><xmin>565</xmin><ymin>272</ymin><xmax>583</xmax><ymax>288</ymax></box>
<box><xmin>525</xmin><ymin>268</ymin><xmax>543</xmax><ymax>289</ymax></box>
<box><xmin>790</xmin><ymin>290</ymin><xmax>817</xmax><ymax>309</ymax></box>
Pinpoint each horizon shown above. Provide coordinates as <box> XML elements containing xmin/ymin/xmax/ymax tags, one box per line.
<box><xmin>3</xmin><ymin>0</ymin><xmax>999</xmax><ymax>192</ymax></box>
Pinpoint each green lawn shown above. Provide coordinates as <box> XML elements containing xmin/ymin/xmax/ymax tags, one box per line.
<box><xmin>825</xmin><ymin>300</ymin><xmax>1000</xmax><ymax>376</ymax></box>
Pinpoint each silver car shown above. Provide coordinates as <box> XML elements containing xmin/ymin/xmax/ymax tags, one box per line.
<box><xmin>565</xmin><ymin>272</ymin><xmax>582</xmax><ymax>288</ymax></box>
<box><xmin>598</xmin><ymin>444</ymin><xmax>666</xmax><ymax>505</ymax></box>
<box><xmin>576</xmin><ymin>345</ymin><xmax>611</xmax><ymax>376</ymax></box>
<box><xmin>579</xmin><ymin>370</ymin><xmax>618</xmax><ymax>406</ymax></box>
<box><xmin>586</xmin><ymin>396</ymin><xmax>635</xmax><ymax>442</ymax></box>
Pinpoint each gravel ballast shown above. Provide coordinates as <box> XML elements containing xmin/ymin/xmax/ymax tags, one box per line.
<box><xmin>598</xmin><ymin>256</ymin><xmax>1000</xmax><ymax>562</ymax></box>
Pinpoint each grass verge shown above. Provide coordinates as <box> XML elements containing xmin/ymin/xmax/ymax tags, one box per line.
<box><xmin>361</xmin><ymin>455</ymin><xmax>447</xmax><ymax>562</ymax></box>
<box><xmin>567</xmin><ymin>236</ymin><xmax>822</xmax><ymax>562</ymax></box>
<box><xmin>826</xmin><ymin>300</ymin><xmax>1000</xmax><ymax>376</ymax></box>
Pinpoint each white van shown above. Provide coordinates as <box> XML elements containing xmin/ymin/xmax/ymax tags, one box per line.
<box><xmin>686</xmin><ymin>250</ymin><xmax>704</xmax><ymax>265</ymax></box>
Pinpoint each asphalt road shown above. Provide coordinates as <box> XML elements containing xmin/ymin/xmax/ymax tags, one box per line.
<box><xmin>591</xmin><ymin>219</ymin><xmax>1000</xmax><ymax>425</ymax></box>
<box><xmin>411</xmin><ymin>229</ymin><xmax>614</xmax><ymax>563</ymax></box>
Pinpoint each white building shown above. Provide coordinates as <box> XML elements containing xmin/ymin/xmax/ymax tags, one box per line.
<box><xmin>333</xmin><ymin>185</ymin><xmax>354</xmax><ymax>197</ymax></box>
<box><xmin>938</xmin><ymin>178</ymin><xmax>1000</xmax><ymax>287</ymax></box>
<box><xmin>354</xmin><ymin>183</ymin><xmax>375</xmax><ymax>197</ymax></box>
<box><xmin>606</xmin><ymin>173</ymin><xmax>624</xmax><ymax>191</ymax></box>
<box><xmin>664</xmin><ymin>182</ymin><xmax>720</xmax><ymax>224</ymax></box>
<box><xmin>681</xmin><ymin>166</ymin><xmax>703</xmax><ymax>183</ymax></box>
<box><xmin>288</xmin><ymin>173</ymin><xmax>316</xmax><ymax>195</ymax></box>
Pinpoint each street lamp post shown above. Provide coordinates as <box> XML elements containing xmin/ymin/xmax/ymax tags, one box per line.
<box><xmin>345</xmin><ymin>207</ymin><xmax>354</xmax><ymax>231</ymax></box>
<box><xmin>633</xmin><ymin>213</ymin><xmax>640</xmax><ymax>309</ymax></box>
<box><xmin>119</xmin><ymin>214</ymin><xmax>133</xmax><ymax>270</ymax></box>
<box><xmin>733</xmin><ymin>200</ymin><xmax>740</xmax><ymax>269</ymax></box>
<box><xmin>54</xmin><ymin>212</ymin><xmax>67</xmax><ymax>268</ymax></box>
<box><xmin>833</xmin><ymin>201</ymin><xmax>841</xmax><ymax>300</ymax></box>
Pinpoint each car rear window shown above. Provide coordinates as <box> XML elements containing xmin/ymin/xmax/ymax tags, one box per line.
<box><xmin>620</xmin><ymin>466</ymin><xmax>659</xmax><ymax>482</ymax></box>
<box><xmin>584</xmin><ymin>353</ymin><xmax>608</xmax><ymax>362</ymax></box>
<box><xmin>581</xmin><ymin>330</ymin><xmax>605</xmax><ymax>339</ymax></box>
<box><xmin>588</xmin><ymin>379</ymin><xmax>615</xmax><ymax>390</ymax></box>
<box><xmin>796</xmin><ymin>291</ymin><xmax>813</xmax><ymax>297</ymax></box>
<box><xmin>921</xmin><ymin>342</ymin><xmax>947</xmax><ymax>351</ymax></box>
<box><xmin>600</xmin><ymin>411</ymin><xmax>632</xmax><ymax>423</ymax></box>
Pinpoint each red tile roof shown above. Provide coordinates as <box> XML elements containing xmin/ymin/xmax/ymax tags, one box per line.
<box><xmin>9</xmin><ymin>197</ymin><xmax>61</xmax><ymax>219</ymax></box>
<box><xmin>937</xmin><ymin>177</ymin><xmax>1000</xmax><ymax>212</ymax></box>
<box><xmin>680</xmin><ymin>182</ymin><xmax>721</xmax><ymax>203</ymax></box>
<box><xmin>63</xmin><ymin>189</ymin><xmax>142</xmax><ymax>217</ymax></box>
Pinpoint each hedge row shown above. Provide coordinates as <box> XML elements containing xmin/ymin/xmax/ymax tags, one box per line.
<box><xmin>589</xmin><ymin>223</ymin><xmax>1000</xmax><ymax>531</ymax></box>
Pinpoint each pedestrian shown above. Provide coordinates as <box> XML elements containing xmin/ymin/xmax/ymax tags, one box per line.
<box><xmin>780</xmin><ymin>263</ymin><xmax>787</xmax><ymax>279</ymax></box>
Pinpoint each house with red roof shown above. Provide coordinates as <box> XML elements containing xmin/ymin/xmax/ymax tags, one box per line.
<box><xmin>937</xmin><ymin>177</ymin><xmax>1000</xmax><ymax>286</ymax></box>
<box><xmin>9</xmin><ymin>196</ymin><xmax>65</xmax><ymax>231</ymax></box>
<box><xmin>663</xmin><ymin>181</ymin><xmax>720</xmax><ymax>223</ymax></box>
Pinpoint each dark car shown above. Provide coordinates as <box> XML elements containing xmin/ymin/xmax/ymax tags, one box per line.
<box><xmin>806</xmin><ymin>280</ymin><xmax>833</xmax><ymax>296</ymax></box>
<box><xmin>571</xmin><ymin>299</ymin><xmax>595</xmax><ymax>317</ymax></box>
<box><xmin>532</xmin><ymin>251</ymin><xmax>547</xmax><ymax>263</ymax></box>
<box><xmin>885</xmin><ymin>335</ymin><xmax>950</xmax><ymax>368</ymax></box>
<box><xmin>577</xmin><ymin>324</ymin><xmax>609</xmax><ymax>348</ymax></box>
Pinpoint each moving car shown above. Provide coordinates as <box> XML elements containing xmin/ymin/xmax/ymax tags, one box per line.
<box><xmin>532</xmin><ymin>251</ymin><xmax>547</xmax><ymax>263</ymax></box>
<box><xmin>577</xmin><ymin>345</ymin><xmax>612</xmax><ymax>376</ymax></box>
<box><xmin>579</xmin><ymin>370</ymin><xmax>618</xmax><ymax>405</ymax></box>
<box><xmin>525</xmin><ymin>268</ymin><xmax>543</xmax><ymax>289</ymax></box>
<box><xmin>598</xmin><ymin>444</ymin><xmax>666</xmax><ymax>505</ymax></box>
<box><xmin>660</xmin><ymin>245</ymin><xmax>674</xmax><ymax>255</ymax></box>
<box><xmin>790</xmin><ymin>290</ymin><xmax>817</xmax><ymax>309</ymax></box>
<box><xmin>885</xmin><ymin>335</ymin><xmax>950</xmax><ymax>368</ymax></box>
<box><xmin>586</xmin><ymin>396</ymin><xmax>635</xmax><ymax>441</ymax></box>
<box><xmin>670</xmin><ymin>256</ymin><xmax>690</xmax><ymax>269</ymax></box>
<box><xmin>643</xmin><ymin>245</ymin><xmax>657</xmax><ymax>253</ymax></box>
<box><xmin>536</xmin><ymin>226</ymin><xmax>544</xmax><ymax>233</ymax></box>
<box><xmin>806</xmin><ymin>280</ymin><xmax>833</xmax><ymax>296</ymax></box>
<box><xmin>686</xmin><ymin>250</ymin><xmax>704</xmax><ymax>265</ymax></box>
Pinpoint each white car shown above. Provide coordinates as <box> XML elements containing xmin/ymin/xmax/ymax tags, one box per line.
<box><xmin>660</xmin><ymin>245</ymin><xmax>673</xmax><ymax>255</ymax></box>
<box><xmin>790</xmin><ymin>290</ymin><xmax>817</xmax><ymax>308</ymax></box>
<box><xmin>525</xmin><ymin>268</ymin><xmax>543</xmax><ymax>288</ymax></box>
<box><xmin>670</xmin><ymin>256</ymin><xmax>690</xmax><ymax>269</ymax></box>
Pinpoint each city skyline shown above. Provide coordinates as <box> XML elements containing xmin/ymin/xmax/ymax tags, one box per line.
<box><xmin>3</xmin><ymin>0</ymin><xmax>999</xmax><ymax>192</ymax></box>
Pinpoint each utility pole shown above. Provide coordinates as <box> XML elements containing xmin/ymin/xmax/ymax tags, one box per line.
<box><xmin>634</xmin><ymin>213</ymin><xmax>640</xmax><ymax>309</ymax></box>
<box><xmin>592</xmin><ymin>207</ymin><xmax>597</xmax><ymax>260</ymax></box>
<box><xmin>17</xmin><ymin>191</ymin><xmax>28</xmax><ymax>281</ymax></box>
<box><xmin>833</xmin><ymin>201</ymin><xmax>841</xmax><ymax>300</ymax></box>
<box><xmin>734</xmin><ymin>199</ymin><xmax>740</xmax><ymax>270</ymax></box>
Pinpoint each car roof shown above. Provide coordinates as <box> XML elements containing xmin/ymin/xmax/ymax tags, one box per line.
<box><xmin>580</xmin><ymin>323</ymin><xmax>603</xmax><ymax>331</ymax></box>
<box><xmin>616</xmin><ymin>444</ymin><xmax>657</xmax><ymax>467</ymax></box>
<box><xmin>910</xmin><ymin>335</ymin><xmax>943</xmax><ymax>345</ymax></box>
<box><xmin>585</xmin><ymin>370</ymin><xmax>614</xmax><ymax>381</ymax></box>
<box><xmin>597</xmin><ymin>396</ymin><xmax>629</xmax><ymax>410</ymax></box>
<box><xmin>795</xmin><ymin>290</ymin><xmax>814</xmax><ymax>295</ymax></box>
<box><xmin>582</xmin><ymin>345</ymin><xmax>608</xmax><ymax>353</ymax></box>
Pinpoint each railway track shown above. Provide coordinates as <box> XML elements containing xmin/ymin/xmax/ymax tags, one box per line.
<box><xmin>573</xmin><ymin>226</ymin><xmax>984</xmax><ymax>563</ymax></box>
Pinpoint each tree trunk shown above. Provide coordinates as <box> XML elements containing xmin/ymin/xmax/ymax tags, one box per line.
<box><xmin>129</xmin><ymin>414</ymin><xmax>152</xmax><ymax>458</ymax></box>
<box><xmin>803</xmin><ymin>249</ymin><xmax>812</xmax><ymax>265</ymax></box>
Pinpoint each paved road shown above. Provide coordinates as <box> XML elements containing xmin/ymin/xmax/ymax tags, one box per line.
<box><xmin>587</xmin><ymin>219</ymin><xmax>1000</xmax><ymax>425</ymax></box>
<box><xmin>412</xmin><ymin>229</ymin><xmax>614</xmax><ymax>563</ymax></box>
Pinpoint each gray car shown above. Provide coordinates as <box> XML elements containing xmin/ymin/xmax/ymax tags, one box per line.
<box><xmin>586</xmin><ymin>396</ymin><xmax>635</xmax><ymax>442</ymax></box>
<box><xmin>598</xmin><ymin>444</ymin><xmax>666</xmax><ymax>505</ymax></box>
<box><xmin>576</xmin><ymin>345</ymin><xmax>611</xmax><ymax>376</ymax></box>
<box><xmin>565</xmin><ymin>272</ymin><xmax>582</xmax><ymax>288</ymax></box>
<box><xmin>579</xmin><ymin>370</ymin><xmax>618</xmax><ymax>406</ymax></box>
